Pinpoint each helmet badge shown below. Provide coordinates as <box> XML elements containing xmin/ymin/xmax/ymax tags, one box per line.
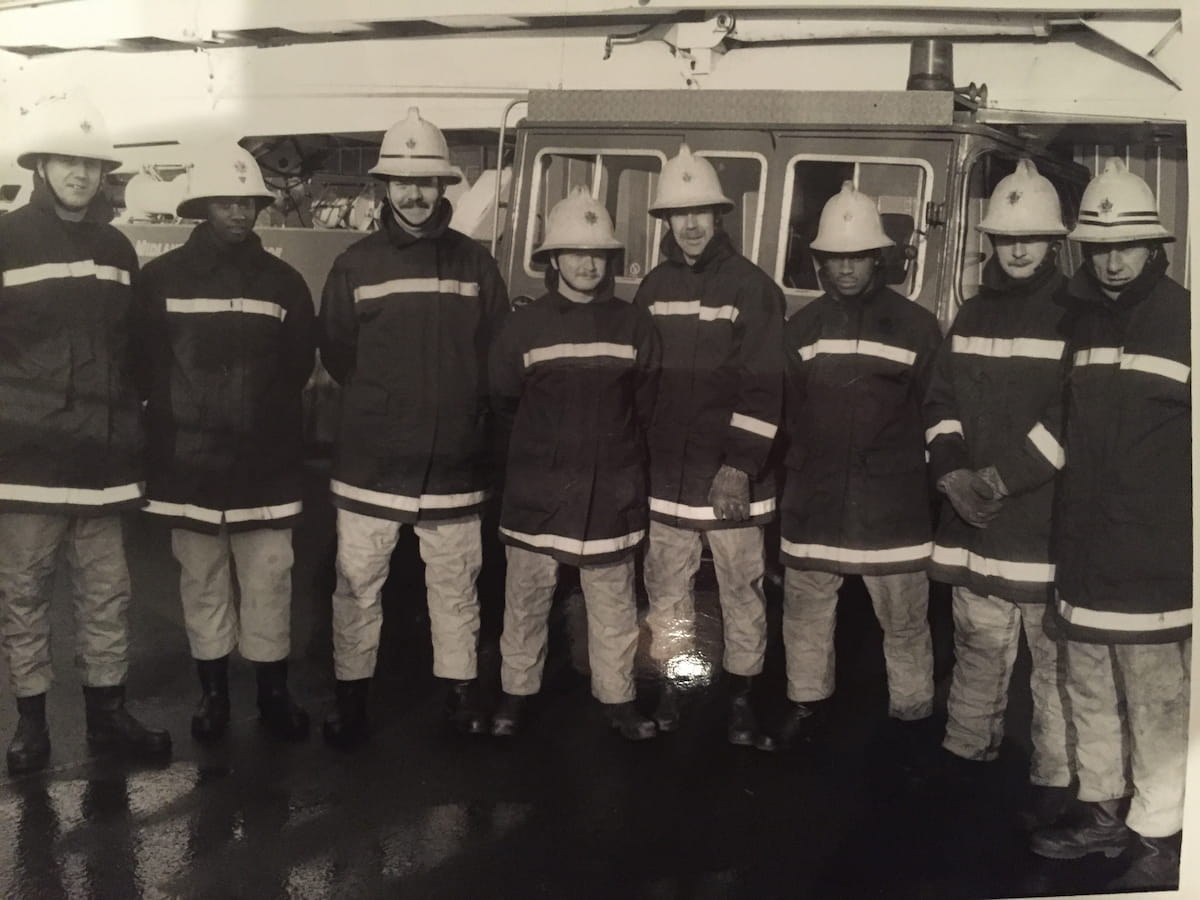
<box><xmin>584</xmin><ymin>210</ymin><xmax>598</xmax><ymax>225</ymax></box>
<box><xmin>79</xmin><ymin>120</ymin><xmax>92</xmax><ymax>133</ymax></box>
<box><xmin>1099</xmin><ymin>197</ymin><xmax>1114</xmax><ymax>215</ymax></box>
<box><xmin>681</xmin><ymin>170</ymin><xmax>692</xmax><ymax>183</ymax></box>
<box><xmin>233</xmin><ymin>158</ymin><xmax>248</xmax><ymax>183</ymax></box>
<box><xmin>405</xmin><ymin>136</ymin><xmax>418</xmax><ymax>150</ymax></box>
<box><xmin>1007</xmin><ymin>190</ymin><xmax>1022</xmax><ymax>205</ymax></box>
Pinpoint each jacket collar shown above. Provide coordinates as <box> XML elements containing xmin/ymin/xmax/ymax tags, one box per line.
<box><xmin>545</xmin><ymin>282</ymin><xmax>620</xmax><ymax>309</ymax></box>
<box><xmin>659</xmin><ymin>228</ymin><xmax>734</xmax><ymax>272</ymax></box>
<box><xmin>382</xmin><ymin>197</ymin><xmax>453</xmax><ymax>248</ymax></box>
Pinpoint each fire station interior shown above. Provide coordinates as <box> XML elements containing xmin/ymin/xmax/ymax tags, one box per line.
<box><xmin>0</xmin><ymin>5</ymin><xmax>1194</xmax><ymax>900</ymax></box>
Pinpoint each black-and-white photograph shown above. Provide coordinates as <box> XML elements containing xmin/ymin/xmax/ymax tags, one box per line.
<box><xmin>0</xmin><ymin>1</ymin><xmax>1192</xmax><ymax>897</ymax></box>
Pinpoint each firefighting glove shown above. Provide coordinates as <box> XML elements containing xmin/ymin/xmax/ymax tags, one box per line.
<box><xmin>938</xmin><ymin>468</ymin><xmax>1003</xmax><ymax>528</ymax></box>
<box><xmin>975</xmin><ymin>465</ymin><xmax>1010</xmax><ymax>499</ymax></box>
<box><xmin>709</xmin><ymin>464</ymin><xmax>751</xmax><ymax>522</ymax></box>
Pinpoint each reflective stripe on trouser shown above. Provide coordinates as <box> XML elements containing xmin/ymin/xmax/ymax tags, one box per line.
<box><xmin>643</xmin><ymin>520</ymin><xmax>767</xmax><ymax>676</ymax></box>
<box><xmin>171</xmin><ymin>527</ymin><xmax>294</xmax><ymax>662</ymax></box>
<box><xmin>500</xmin><ymin>546</ymin><xmax>638</xmax><ymax>704</ymax></box>
<box><xmin>0</xmin><ymin>512</ymin><xmax>130</xmax><ymax>696</ymax></box>
<box><xmin>331</xmin><ymin>508</ymin><xmax>482</xmax><ymax>681</ymax></box>
<box><xmin>1063</xmin><ymin>636</ymin><xmax>1190</xmax><ymax>837</ymax></box>
<box><xmin>783</xmin><ymin>568</ymin><xmax>933</xmax><ymax>719</ymax></box>
<box><xmin>942</xmin><ymin>587</ymin><xmax>1070</xmax><ymax>786</ymax></box>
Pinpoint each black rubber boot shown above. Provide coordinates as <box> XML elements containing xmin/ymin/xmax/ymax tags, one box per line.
<box><xmin>727</xmin><ymin>675</ymin><xmax>765</xmax><ymax>748</ymax></box>
<box><xmin>445</xmin><ymin>679</ymin><xmax>488</xmax><ymax>736</ymax></box>
<box><xmin>83</xmin><ymin>685</ymin><xmax>172</xmax><ymax>759</ymax></box>
<box><xmin>652</xmin><ymin>680</ymin><xmax>681</xmax><ymax>733</ymax></box>
<box><xmin>1018</xmin><ymin>785</ymin><xmax>1075</xmax><ymax>832</ymax></box>
<box><xmin>1107</xmin><ymin>832</ymin><xmax>1182</xmax><ymax>892</ymax></box>
<box><xmin>322</xmin><ymin>678</ymin><xmax>370</xmax><ymax>750</ymax></box>
<box><xmin>191</xmin><ymin>656</ymin><xmax>230</xmax><ymax>743</ymax></box>
<box><xmin>490</xmin><ymin>692</ymin><xmax>527</xmax><ymax>737</ymax></box>
<box><xmin>1031</xmin><ymin>798</ymin><xmax>1131</xmax><ymax>859</ymax></box>
<box><xmin>7</xmin><ymin>693</ymin><xmax>51</xmax><ymax>775</ymax></box>
<box><xmin>255</xmin><ymin>660</ymin><xmax>310</xmax><ymax>742</ymax></box>
<box><xmin>602</xmin><ymin>701</ymin><xmax>657</xmax><ymax>741</ymax></box>
<box><xmin>763</xmin><ymin>700</ymin><xmax>818</xmax><ymax>752</ymax></box>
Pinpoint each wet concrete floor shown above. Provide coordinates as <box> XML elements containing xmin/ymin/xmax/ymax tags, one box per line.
<box><xmin>0</xmin><ymin>467</ymin><xmax>1167</xmax><ymax>898</ymax></box>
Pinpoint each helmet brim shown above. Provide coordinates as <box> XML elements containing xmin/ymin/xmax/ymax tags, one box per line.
<box><xmin>17</xmin><ymin>150</ymin><xmax>123</xmax><ymax>173</ymax></box>
<box><xmin>809</xmin><ymin>237</ymin><xmax>895</xmax><ymax>254</ymax></box>
<box><xmin>1068</xmin><ymin>224</ymin><xmax>1174</xmax><ymax>244</ymax></box>
<box><xmin>648</xmin><ymin>197</ymin><xmax>735</xmax><ymax>218</ymax></box>
<box><xmin>531</xmin><ymin>240</ymin><xmax>624</xmax><ymax>263</ymax></box>
<box><xmin>976</xmin><ymin>224</ymin><xmax>1069</xmax><ymax>237</ymax></box>
<box><xmin>369</xmin><ymin>159</ymin><xmax>463</xmax><ymax>184</ymax></box>
<box><xmin>176</xmin><ymin>192</ymin><xmax>275</xmax><ymax>220</ymax></box>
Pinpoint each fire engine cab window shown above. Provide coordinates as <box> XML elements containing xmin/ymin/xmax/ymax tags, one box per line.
<box><xmin>528</xmin><ymin>151</ymin><xmax>664</xmax><ymax>283</ymax></box>
<box><xmin>782</xmin><ymin>159</ymin><xmax>926</xmax><ymax>297</ymax></box>
<box><xmin>960</xmin><ymin>153</ymin><xmax>1081</xmax><ymax>306</ymax></box>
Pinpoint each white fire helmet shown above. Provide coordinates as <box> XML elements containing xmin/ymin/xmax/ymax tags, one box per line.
<box><xmin>648</xmin><ymin>144</ymin><xmax>734</xmax><ymax>218</ymax></box>
<box><xmin>810</xmin><ymin>181</ymin><xmax>895</xmax><ymax>254</ymax></box>
<box><xmin>368</xmin><ymin>107</ymin><xmax>463</xmax><ymax>184</ymax></box>
<box><xmin>16</xmin><ymin>94</ymin><xmax>122</xmax><ymax>172</ymax></box>
<box><xmin>532</xmin><ymin>186</ymin><xmax>624</xmax><ymax>263</ymax></box>
<box><xmin>176</xmin><ymin>145</ymin><xmax>275</xmax><ymax>219</ymax></box>
<box><xmin>977</xmin><ymin>158</ymin><xmax>1068</xmax><ymax>236</ymax></box>
<box><xmin>1069</xmin><ymin>157</ymin><xmax>1173</xmax><ymax>244</ymax></box>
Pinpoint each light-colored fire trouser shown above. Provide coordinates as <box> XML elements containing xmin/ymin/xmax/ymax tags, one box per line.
<box><xmin>0</xmin><ymin>512</ymin><xmax>131</xmax><ymax>697</ymax></box>
<box><xmin>942</xmin><ymin>587</ymin><xmax>1070</xmax><ymax>787</ymax></box>
<box><xmin>500</xmin><ymin>546</ymin><xmax>638</xmax><ymax>704</ymax></box>
<box><xmin>171</xmin><ymin>527</ymin><xmax>294</xmax><ymax>662</ymax></box>
<box><xmin>331</xmin><ymin>508</ymin><xmax>482</xmax><ymax>682</ymax></box>
<box><xmin>783</xmin><ymin>568</ymin><xmax>934</xmax><ymax>720</ymax></box>
<box><xmin>1063</xmin><ymin>631</ymin><xmax>1190</xmax><ymax>838</ymax></box>
<box><xmin>643</xmin><ymin>520</ymin><xmax>768</xmax><ymax>677</ymax></box>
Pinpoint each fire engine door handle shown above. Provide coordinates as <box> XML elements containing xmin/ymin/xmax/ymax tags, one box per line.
<box><xmin>925</xmin><ymin>200</ymin><xmax>947</xmax><ymax>227</ymax></box>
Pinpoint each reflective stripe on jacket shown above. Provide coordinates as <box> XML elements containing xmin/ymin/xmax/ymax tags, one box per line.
<box><xmin>319</xmin><ymin>201</ymin><xmax>509</xmax><ymax>523</ymax></box>
<box><xmin>491</xmin><ymin>288</ymin><xmax>658</xmax><ymax>566</ymax></box>
<box><xmin>633</xmin><ymin>230</ymin><xmax>784</xmax><ymax>531</ymax></box>
<box><xmin>0</xmin><ymin>180</ymin><xmax>144</xmax><ymax>514</ymax></box>
<box><xmin>1052</xmin><ymin>254</ymin><xmax>1192</xmax><ymax>644</ymax></box>
<box><xmin>781</xmin><ymin>282</ymin><xmax>941</xmax><ymax>574</ymax></box>
<box><xmin>924</xmin><ymin>258</ymin><xmax>1069</xmax><ymax>601</ymax></box>
<box><xmin>136</xmin><ymin>223</ymin><xmax>315</xmax><ymax>533</ymax></box>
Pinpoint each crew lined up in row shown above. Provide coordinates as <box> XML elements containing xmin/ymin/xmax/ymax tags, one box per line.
<box><xmin>0</xmin><ymin>95</ymin><xmax>1189</xmax><ymax>893</ymax></box>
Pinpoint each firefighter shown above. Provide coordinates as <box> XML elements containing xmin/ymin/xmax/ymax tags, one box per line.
<box><xmin>771</xmin><ymin>182</ymin><xmax>941</xmax><ymax>750</ymax></box>
<box><xmin>0</xmin><ymin>94</ymin><xmax>171</xmax><ymax>773</ymax></box>
<box><xmin>489</xmin><ymin>187</ymin><xmax>660</xmax><ymax>740</ymax></box>
<box><xmin>634</xmin><ymin>145</ymin><xmax>784</xmax><ymax>747</ymax></box>
<box><xmin>923</xmin><ymin>159</ymin><xmax>1071</xmax><ymax>817</ymax></box>
<box><xmin>1031</xmin><ymin>158</ymin><xmax>1190</xmax><ymax>892</ymax></box>
<box><xmin>318</xmin><ymin>108</ymin><xmax>509</xmax><ymax>748</ymax></box>
<box><xmin>135</xmin><ymin>145</ymin><xmax>315</xmax><ymax>743</ymax></box>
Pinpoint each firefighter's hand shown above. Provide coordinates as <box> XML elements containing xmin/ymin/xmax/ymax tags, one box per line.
<box><xmin>938</xmin><ymin>468</ymin><xmax>1002</xmax><ymax>528</ymax></box>
<box><xmin>709</xmin><ymin>465</ymin><xmax>751</xmax><ymax>521</ymax></box>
